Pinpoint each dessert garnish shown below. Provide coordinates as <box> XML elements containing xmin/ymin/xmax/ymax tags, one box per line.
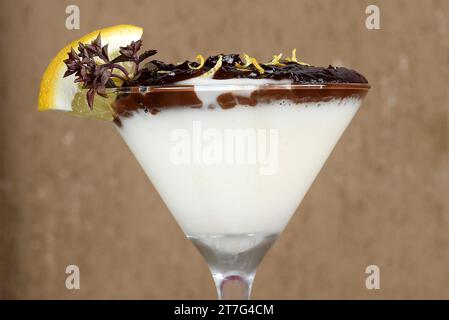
<box><xmin>63</xmin><ymin>34</ymin><xmax>157</xmax><ymax>109</ymax></box>
<box><xmin>63</xmin><ymin>36</ymin><xmax>368</xmax><ymax>110</ymax></box>
<box><xmin>38</xmin><ymin>25</ymin><xmax>368</xmax><ymax>121</ymax></box>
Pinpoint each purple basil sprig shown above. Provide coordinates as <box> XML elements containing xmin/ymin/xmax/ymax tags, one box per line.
<box><xmin>63</xmin><ymin>33</ymin><xmax>157</xmax><ymax>109</ymax></box>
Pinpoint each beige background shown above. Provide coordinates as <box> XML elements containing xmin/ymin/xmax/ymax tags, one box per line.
<box><xmin>1</xmin><ymin>0</ymin><xmax>448</xmax><ymax>299</ymax></box>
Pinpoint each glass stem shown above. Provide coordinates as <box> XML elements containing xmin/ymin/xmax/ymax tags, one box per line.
<box><xmin>189</xmin><ymin>233</ymin><xmax>277</xmax><ymax>300</ymax></box>
<box><xmin>213</xmin><ymin>272</ymin><xmax>255</xmax><ymax>300</ymax></box>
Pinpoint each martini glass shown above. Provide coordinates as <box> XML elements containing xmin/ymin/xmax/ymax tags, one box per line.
<box><xmin>110</xmin><ymin>83</ymin><xmax>369</xmax><ymax>299</ymax></box>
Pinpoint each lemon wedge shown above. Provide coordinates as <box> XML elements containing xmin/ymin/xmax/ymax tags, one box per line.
<box><xmin>38</xmin><ymin>24</ymin><xmax>143</xmax><ymax>120</ymax></box>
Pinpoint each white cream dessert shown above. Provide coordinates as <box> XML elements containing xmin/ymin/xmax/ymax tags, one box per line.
<box><xmin>116</xmin><ymin>79</ymin><xmax>365</xmax><ymax>236</ymax></box>
<box><xmin>110</xmin><ymin>52</ymin><xmax>369</xmax><ymax>238</ymax></box>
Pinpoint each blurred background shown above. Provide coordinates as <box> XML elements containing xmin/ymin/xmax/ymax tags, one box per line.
<box><xmin>1</xmin><ymin>0</ymin><xmax>448</xmax><ymax>299</ymax></box>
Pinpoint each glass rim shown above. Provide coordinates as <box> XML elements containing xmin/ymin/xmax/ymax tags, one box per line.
<box><xmin>103</xmin><ymin>82</ymin><xmax>370</xmax><ymax>94</ymax></box>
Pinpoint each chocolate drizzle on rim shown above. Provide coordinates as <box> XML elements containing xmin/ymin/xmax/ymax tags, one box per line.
<box><xmin>63</xmin><ymin>35</ymin><xmax>369</xmax><ymax>114</ymax></box>
<box><xmin>123</xmin><ymin>53</ymin><xmax>368</xmax><ymax>86</ymax></box>
<box><xmin>111</xmin><ymin>83</ymin><xmax>370</xmax><ymax>126</ymax></box>
<box><xmin>112</xmin><ymin>52</ymin><xmax>369</xmax><ymax>126</ymax></box>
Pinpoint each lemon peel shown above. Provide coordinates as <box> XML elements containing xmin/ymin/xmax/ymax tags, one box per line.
<box><xmin>267</xmin><ymin>53</ymin><xmax>286</xmax><ymax>67</ymax></box>
<box><xmin>188</xmin><ymin>54</ymin><xmax>205</xmax><ymax>70</ymax></box>
<box><xmin>236</xmin><ymin>54</ymin><xmax>252</xmax><ymax>68</ymax></box>
<box><xmin>236</xmin><ymin>54</ymin><xmax>265</xmax><ymax>74</ymax></box>
<box><xmin>285</xmin><ymin>48</ymin><xmax>310</xmax><ymax>66</ymax></box>
<box><xmin>200</xmin><ymin>55</ymin><xmax>223</xmax><ymax>78</ymax></box>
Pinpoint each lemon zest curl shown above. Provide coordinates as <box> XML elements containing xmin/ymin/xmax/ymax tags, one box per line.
<box><xmin>236</xmin><ymin>53</ymin><xmax>265</xmax><ymax>74</ymax></box>
<box><xmin>200</xmin><ymin>55</ymin><xmax>223</xmax><ymax>78</ymax></box>
<box><xmin>267</xmin><ymin>53</ymin><xmax>286</xmax><ymax>66</ymax></box>
<box><xmin>285</xmin><ymin>48</ymin><xmax>310</xmax><ymax>66</ymax></box>
<box><xmin>188</xmin><ymin>54</ymin><xmax>205</xmax><ymax>70</ymax></box>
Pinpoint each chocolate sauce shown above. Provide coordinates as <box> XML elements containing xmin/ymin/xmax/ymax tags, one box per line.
<box><xmin>112</xmin><ymin>53</ymin><xmax>369</xmax><ymax>125</ymax></box>
<box><xmin>113</xmin><ymin>87</ymin><xmax>202</xmax><ymax>116</ymax></box>
<box><xmin>112</xmin><ymin>86</ymin><xmax>203</xmax><ymax>126</ymax></box>
<box><xmin>112</xmin><ymin>83</ymin><xmax>369</xmax><ymax>126</ymax></box>
<box><xmin>123</xmin><ymin>54</ymin><xmax>368</xmax><ymax>87</ymax></box>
